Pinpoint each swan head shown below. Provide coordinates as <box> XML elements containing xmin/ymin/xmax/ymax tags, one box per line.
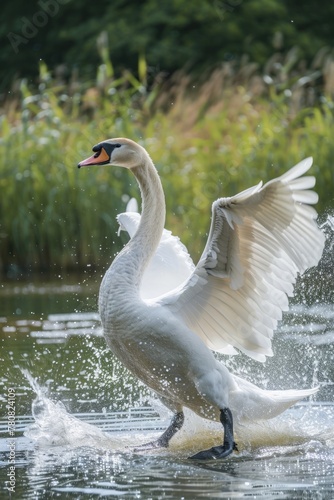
<box><xmin>78</xmin><ymin>138</ymin><xmax>147</xmax><ymax>169</ymax></box>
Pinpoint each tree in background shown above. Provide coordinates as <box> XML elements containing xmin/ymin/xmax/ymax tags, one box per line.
<box><xmin>1</xmin><ymin>0</ymin><xmax>334</xmax><ymax>91</ymax></box>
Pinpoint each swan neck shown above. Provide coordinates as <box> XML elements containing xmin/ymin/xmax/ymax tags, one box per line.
<box><xmin>132</xmin><ymin>158</ymin><xmax>166</xmax><ymax>252</ymax></box>
<box><xmin>111</xmin><ymin>156</ymin><xmax>165</xmax><ymax>293</ymax></box>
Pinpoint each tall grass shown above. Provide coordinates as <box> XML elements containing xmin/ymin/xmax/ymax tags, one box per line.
<box><xmin>1</xmin><ymin>51</ymin><xmax>334</xmax><ymax>278</ymax></box>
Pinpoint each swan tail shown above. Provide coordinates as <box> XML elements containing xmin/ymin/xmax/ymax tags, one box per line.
<box><xmin>230</xmin><ymin>375</ymin><xmax>318</xmax><ymax>422</ymax></box>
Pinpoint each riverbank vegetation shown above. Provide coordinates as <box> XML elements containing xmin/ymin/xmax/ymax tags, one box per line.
<box><xmin>1</xmin><ymin>48</ymin><xmax>334</xmax><ymax>278</ymax></box>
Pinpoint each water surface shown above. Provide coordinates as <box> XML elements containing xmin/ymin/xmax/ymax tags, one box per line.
<box><xmin>1</xmin><ymin>279</ymin><xmax>334</xmax><ymax>499</ymax></box>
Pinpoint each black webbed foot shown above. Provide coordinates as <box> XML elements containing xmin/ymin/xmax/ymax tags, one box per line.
<box><xmin>189</xmin><ymin>441</ymin><xmax>238</xmax><ymax>460</ymax></box>
<box><xmin>189</xmin><ymin>407</ymin><xmax>237</xmax><ymax>460</ymax></box>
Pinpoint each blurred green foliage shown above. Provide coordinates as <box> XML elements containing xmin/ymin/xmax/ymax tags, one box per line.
<box><xmin>1</xmin><ymin>0</ymin><xmax>334</xmax><ymax>92</ymax></box>
<box><xmin>1</xmin><ymin>50</ymin><xmax>333</xmax><ymax>277</ymax></box>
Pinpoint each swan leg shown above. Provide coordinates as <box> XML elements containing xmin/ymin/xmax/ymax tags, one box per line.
<box><xmin>134</xmin><ymin>411</ymin><xmax>184</xmax><ymax>451</ymax></box>
<box><xmin>189</xmin><ymin>407</ymin><xmax>238</xmax><ymax>460</ymax></box>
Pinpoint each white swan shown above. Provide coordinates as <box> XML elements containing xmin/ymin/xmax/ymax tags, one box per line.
<box><xmin>117</xmin><ymin>198</ymin><xmax>195</xmax><ymax>299</ymax></box>
<box><xmin>78</xmin><ymin>138</ymin><xmax>324</xmax><ymax>459</ymax></box>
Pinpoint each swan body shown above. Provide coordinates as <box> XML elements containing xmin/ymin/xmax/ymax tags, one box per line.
<box><xmin>78</xmin><ymin>138</ymin><xmax>324</xmax><ymax>459</ymax></box>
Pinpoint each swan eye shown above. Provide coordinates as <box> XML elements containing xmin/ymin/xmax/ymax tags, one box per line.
<box><xmin>104</xmin><ymin>143</ymin><xmax>122</xmax><ymax>155</ymax></box>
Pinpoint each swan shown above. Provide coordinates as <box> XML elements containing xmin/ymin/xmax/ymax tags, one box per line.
<box><xmin>78</xmin><ymin>138</ymin><xmax>324</xmax><ymax>459</ymax></box>
<box><xmin>117</xmin><ymin>198</ymin><xmax>195</xmax><ymax>299</ymax></box>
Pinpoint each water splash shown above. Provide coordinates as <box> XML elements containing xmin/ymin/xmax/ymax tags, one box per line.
<box><xmin>320</xmin><ymin>214</ymin><xmax>334</xmax><ymax>248</ymax></box>
<box><xmin>19</xmin><ymin>214</ymin><xmax>334</xmax><ymax>458</ymax></box>
<box><xmin>22</xmin><ymin>369</ymin><xmax>122</xmax><ymax>449</ymax></box>
<box><xmin>22</xmin><ymin>368</ymin><xmax>334</xmax><ymax>457</ymax></box>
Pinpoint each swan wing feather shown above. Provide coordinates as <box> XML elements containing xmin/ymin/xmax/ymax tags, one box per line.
<box><xmin>157</xmin><ymin>157</ymin><xmax>325</xmax><ymax>361</ymax></box>
<box><xmin>117</xmin><ymin>211</ymin><xmax>195</xmax><ymax>300</ymax></box>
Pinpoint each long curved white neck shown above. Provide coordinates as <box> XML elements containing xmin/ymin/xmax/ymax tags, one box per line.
<box><xmin>110</xmin><ymin>157</ymin><xmax>166</xmax><ymax>293</ymax></box>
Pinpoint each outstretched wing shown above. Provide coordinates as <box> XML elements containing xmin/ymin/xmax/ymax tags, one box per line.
<box><xmin>156</xmin><ymin>158</ymin><xmax>325</xmax><ymax>362</ymax></box>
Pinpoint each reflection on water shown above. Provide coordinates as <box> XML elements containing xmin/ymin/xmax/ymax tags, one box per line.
<box><xmin>1</xmin><ymin>279</ymin><xmax>334</xmax><ymax>498</ymax></box>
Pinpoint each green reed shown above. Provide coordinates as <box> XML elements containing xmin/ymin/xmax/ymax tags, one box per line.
<box><xmin>1</xmin><ymin>55</ymin><xmax>334</xmax><ymax>277</ymax></box>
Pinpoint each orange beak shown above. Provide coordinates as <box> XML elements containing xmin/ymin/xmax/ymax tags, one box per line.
<box><xmin>78</xmin><ymin>147</ymin><xmax>110</xmax><ymax>168</ymax></box>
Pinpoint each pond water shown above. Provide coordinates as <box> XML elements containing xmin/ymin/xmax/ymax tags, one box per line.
<box><xmin>1</xmin><ymin>261</ymin><xmax>334</xmax><ymax>498</ymax></box>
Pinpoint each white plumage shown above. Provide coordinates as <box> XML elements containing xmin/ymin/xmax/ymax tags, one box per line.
<box><xmin>117</xmin><ymin>204</ymin><xmax>194</xmax><ymax>299</ymax></box>
<box><xmin>78</xmin><ymin>139</ymin><xmax>324</xmax><ymax>459</ymax></box>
